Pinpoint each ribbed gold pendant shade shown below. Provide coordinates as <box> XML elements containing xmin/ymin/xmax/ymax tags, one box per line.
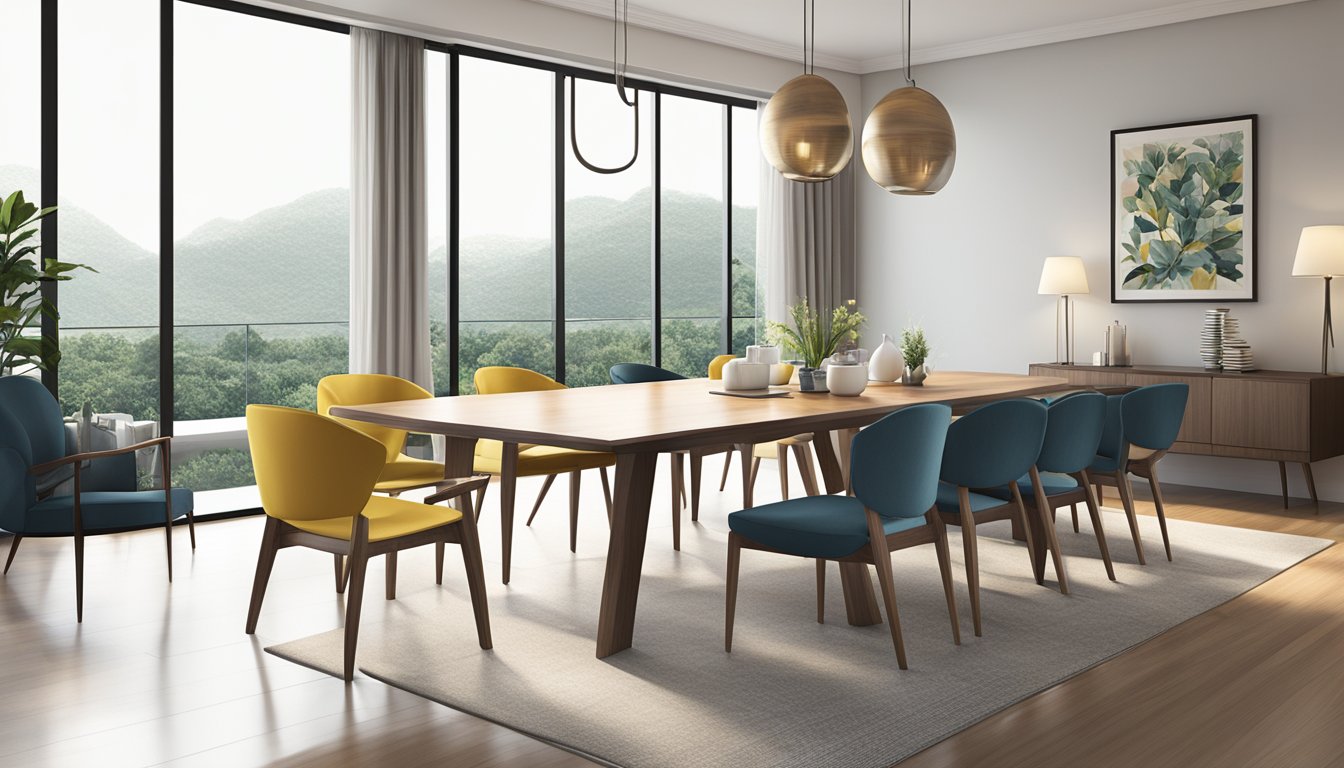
<box><xmin>861</xmin><ymin>86</ymin><xmax>956</xmax><ymax>195</ymax></box>
<box><xmin>760</xmin><ymin>73</ymin><xmax>853</xmax><ymax>183</ymax></box>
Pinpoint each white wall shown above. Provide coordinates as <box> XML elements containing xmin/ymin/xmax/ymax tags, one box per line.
<box><xmin>857</xmin><ymin>0</ymin><xmax>1344</xmax><ymax>501</ymax></box>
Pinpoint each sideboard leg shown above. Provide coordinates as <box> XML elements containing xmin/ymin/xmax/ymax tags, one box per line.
<box><xmin>1277</xmin><ymin>461</ymin><xmax>1289</xmax><ymax>509</ymax></box>
<box><xmin>1302</xmin><ymin>462</ymin><xmax>1319</xmax><ymax>512</ymax></box>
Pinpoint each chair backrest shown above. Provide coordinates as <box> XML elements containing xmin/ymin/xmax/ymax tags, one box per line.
<box><xmin>707</xmin><ymin>355</ymin><xmax>736</xmax><ymax>380</ymax></box>
<box><xmin>474</xmin><ymin>366</ymin><xmax>567</xmax><ymax>394</ymax></box>
<box><xmin>609</xmin><ymin>363</ymin><xmax>686</xmax><ymax>385</ymax></box>
<box><xmin>317</xmin><ymin>373</ymin><xmax>432</xmax><ymax>462</ymax></box>
<box><xmin>1037</xmin><ymin>392</ymin><xmax>1107</xmax><ymax>474</ymax></box>
<box><xmin>1121</xmin><ymin>383</ymin><xmax>1189</xmax><ymax>452</ymax></box>
<box><xmin>0</xmin><ymin>376</ymin><xmax>65</xmax><ymax>467</ymax></box>
<box><xmin>0</xmin><ymin>402</ymin><xmax>36</xmax><ymax>529</ymax></box>
<box><xmin>941</xmin><ymin>399</ymin><xmax>1048</xmax><ymax>489</ymax></box>
<box><xmin>246</xmin><ymin>405</ymin><xmax>384</xmax><ymax>523</ymax></box>
<box><xmin>850</xmin><ymin>404</ymin><xmax>952</xmax><ymax>519</ymax></box>
<box><xmin>1096</xmin><ymin>393</ymin><xmax>1125</xmax><ymax>460</ymax></box>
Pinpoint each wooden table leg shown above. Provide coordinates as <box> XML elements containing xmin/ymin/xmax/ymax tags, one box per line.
<box><xmin>736</xmin><ymin>443</ymin><xmax>754</xmax><ymax>508</ymax></box>
<box><xmin>499</xmin><ymin>443</ymin><xmax>519</xmax><ymax>584</ymax></box>
<box><xmin>811</xmin><ymin>428</ymin><xmax>881</xmax><ymax>627</ymax></box>
<box><xmin>596</xmin><ymin>451</ymin><xmax>659</xmax><ymax>658</ymax></box>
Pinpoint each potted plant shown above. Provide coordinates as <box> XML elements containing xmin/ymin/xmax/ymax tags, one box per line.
<box><xmin>767</xmin><ymin>298</ymin><xmax>865</xmax><ymax>392</ymax></box>
<box><xmin>1</xmin><ymin>190</ymin><xmax>90</xmax><ymax>375</ymax></box>
<box><xmin>900</xmin><ymin>325</ymin><xmax>930</xmax><ymax>385</ymax></box>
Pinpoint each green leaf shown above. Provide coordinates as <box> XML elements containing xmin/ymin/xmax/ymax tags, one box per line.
<box><xmin>1134</xmin><ymin>216</ymin><xmax>1159</xmax><ymax>233</ymax></box>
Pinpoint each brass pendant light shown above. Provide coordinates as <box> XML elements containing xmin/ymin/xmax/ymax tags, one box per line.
<box><xmin>760</xmin><ymin>0</ymin><xmax>853</xmax><ymax>182</ymax></box>
<box><xmin>861</xmin><ymin>0</ymin><xmax>956</xmax><ymax>195</ymax></box>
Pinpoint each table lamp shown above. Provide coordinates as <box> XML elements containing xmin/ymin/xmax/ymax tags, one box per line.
<box><xmin>1038</xmin><ymin>256</ymin><xmax>1089</xmax><ymax>365</ymax></box>
<box><xmin>1292</xmin><ymin>225</ymin><xmax>1344</xmax><ymax>374</ymax></box>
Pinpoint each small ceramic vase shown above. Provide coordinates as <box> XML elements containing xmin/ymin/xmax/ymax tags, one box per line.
<box><xmin>902</xmin><ymin>364</ymin><xmax>928</xmax><ymax>386</ymax></box>
<box><xmin>869</xmin><ymin>333</ymin><xmax>904</xmax><ymax>382</ymax></box>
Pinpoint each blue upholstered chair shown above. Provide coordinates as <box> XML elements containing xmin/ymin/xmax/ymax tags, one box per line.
<box><xmin>0</xmin><ymin>376</ymin><xmax>194</xmax><ymax>621</ymax></box>
<box><xmin>1088</xmin><ymin>383</ymin><xmax>1189</xmax><ymax>563</ymax></box>
<box><xmin>609</xmin><ymin>363</ymin><xmax>685</xmax><ymax>385</ymax></box>
<box><xmin>935</xmin><ymin>398</ymin><xmax>1048</xmax><ymax>637</ymax></box>
<box><xmin>987</xmin><ymin>392</ymin><xmax>1116</xmax><ymax>584</ymax></box>
<box><xmin>724</xmin><ymin>404</ymin><xmax>957</xmax><ymax>669</ymax></box>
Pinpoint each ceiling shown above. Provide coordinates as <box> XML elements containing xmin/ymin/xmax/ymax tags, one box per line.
<box><xmin>526</xmin><ymin>0</ymin><xmax>1308</xmax><ymax>73</ymax></box>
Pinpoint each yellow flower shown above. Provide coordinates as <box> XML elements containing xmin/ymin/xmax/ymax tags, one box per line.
<box><xmin>1190</xmin><ymin>267</ymin><xmax>1217</xmax><ymax>290</ymax></box>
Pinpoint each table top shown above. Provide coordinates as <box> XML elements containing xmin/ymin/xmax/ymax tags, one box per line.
<box><xmin>329</xmin><ymin>371</ymin><xmax>1067</xmax><ymax>453</ymax></box>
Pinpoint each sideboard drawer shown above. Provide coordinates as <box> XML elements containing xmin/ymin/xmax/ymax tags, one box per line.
<box><xmin>1127</xmin><ymin>374</ymin><xmax>1211</xmax><ymax>444</ymax></box>
<box><xmin>1211</xmin><ymin>378</ymin><xmax>1309</xmax><ymax>452</ymax></box>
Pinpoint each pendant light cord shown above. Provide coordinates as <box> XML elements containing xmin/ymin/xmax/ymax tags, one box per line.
<box><xmin>613</xmin><ymin>0</ymin><xmax>635</xmax><ymax>106</ymax></box>
<box><xmin>801</xmin><ymin>0</ymin><xmax>815</xmax><ymax>74</ymax></box>
<box><xmin>903</xmin><ymin>0</ymin><xmax>916</xmax><ymax>87</ymax></box>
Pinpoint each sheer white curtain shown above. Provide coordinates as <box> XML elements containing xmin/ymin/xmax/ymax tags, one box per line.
<box><xmin>757</xmin><ymin>114</ymin><xmax>857</xmax><ymax>323</ymax></box>
<box><xmin>349</xmin><ymin>28</ymin><xmax>432</xmax><ymax>391</ymax></box>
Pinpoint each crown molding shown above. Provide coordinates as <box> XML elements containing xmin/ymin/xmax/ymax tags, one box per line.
<box><xmin>528</xmin><ymin>0</ymin><xmax>1310</xmax><ymax>74</ymax></box>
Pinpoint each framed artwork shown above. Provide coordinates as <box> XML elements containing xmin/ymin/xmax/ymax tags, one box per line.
<box><xmin>1111</xmin><ymin>114</ymin><xmax>1256</xmax><ymax>302</ymax></box>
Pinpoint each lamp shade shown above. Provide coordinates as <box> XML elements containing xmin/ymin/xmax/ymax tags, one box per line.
<box><xmin>1038</xmin><ymin>256</ymin><xmax>1090</xmax><ymax>295</ymax></box>
<box><xmin>1292</xmin><ymin>226</ymin><xmax>1344</xmax><ymax>277</ymax></box>
<box><xmin>759</xmin><ymin>74</ymin><xmax>853</xmax><ymax>183</ymax></box>
<box><xmin>861</xmin><ymin>86</ymin><xmax>956</xmax><ymax>195</ymax></box>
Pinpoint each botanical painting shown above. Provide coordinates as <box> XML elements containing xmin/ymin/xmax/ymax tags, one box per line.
<box><xmin>1111</xmin><ymin>116</ymin><xmax>1256</xmax><ymax>302</ymax></box>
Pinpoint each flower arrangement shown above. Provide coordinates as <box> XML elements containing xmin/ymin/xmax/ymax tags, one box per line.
<box><xmin>767</xmin><ymin>298</ymin><xmax>865</xmax><ymax>369</ymax></box>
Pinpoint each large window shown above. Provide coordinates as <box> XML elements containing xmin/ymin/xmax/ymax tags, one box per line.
<box><xmin>172</xmin><ymin>2</ymin><xmax>349</xmax><ymax>509</ymax></box>
<box><xmin>0</xmin><ymin>0</ymin><xmax>42</xmax><ymax>204</ymax></box>
<box><xmin>731</xmin><ymin>106</ymin><xmax>762</xmax><ymax>354</ymax></box>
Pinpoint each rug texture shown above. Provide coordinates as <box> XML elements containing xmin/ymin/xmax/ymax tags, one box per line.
<box><xmin>268</xmin><ymin>509</ymin><xmax>1329</xmax><ymax>768</ymax></box>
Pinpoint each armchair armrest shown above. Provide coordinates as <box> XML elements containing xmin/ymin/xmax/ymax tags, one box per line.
<box><xmin>424</xmin><ymin>475</ymin><xmax>489</xmax><ymax>506</ymax></box>
<box><xmin>29</xmin><ymin>436</ymin><xmax>173</xmax><ymax>477</ymax></box>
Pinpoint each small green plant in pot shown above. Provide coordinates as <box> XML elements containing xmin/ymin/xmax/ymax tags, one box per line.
<box><xmin>767</xmin><ymin>298</ymin><xmax>865</xmax><ymax>391</ymax></box>
<box><xmin>900</xmin><ymin>326</ymin><xmax>930</xmax><ymax>385</ymax></box>
<box><xmin>0</xmin><ymin>190</ymin><xmax>91</xmax><ymax>375</ymax></box>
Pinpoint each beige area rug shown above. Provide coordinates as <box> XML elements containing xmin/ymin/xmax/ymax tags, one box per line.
<box><xmin>268</xmin><ymin>508</ymin><xmax>1329</xmax><ymax>768</ymax></box>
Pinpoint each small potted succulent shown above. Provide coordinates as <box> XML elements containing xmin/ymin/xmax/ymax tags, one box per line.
<box><xmin>900</xmin><ymin>325</ymin><xmax>930</xmax><ymax>386</ymax></box>
<box><xmin>768</xmin><ymin>298</ymin><xmax>865</xmax><ymax>392</ymax></box>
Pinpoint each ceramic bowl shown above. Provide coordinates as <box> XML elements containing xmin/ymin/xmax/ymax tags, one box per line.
<box><xmin>827</xmin><ymin>364</ymin><xmax>869</xmax><ymax>396</ymax></box>
<box><xmin>769</xmin><ymin>363</ymin><xmax>795</xmax><ymax>386</ymax></box>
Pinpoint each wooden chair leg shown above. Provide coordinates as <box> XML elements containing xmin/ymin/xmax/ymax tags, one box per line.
<box><xmin>719</xmin><ymin>449</ymin><xmax>734</xmax><ymax>492</ymax></box>
<box><xmin>928</xmin><ymin>509</ymin><xmax>961</xmax><ymax>645</ymax></box>
<box><xmin>456</xmin><ymin>508</ymin><xmax>493</xmax><ymax>649</ymax></box>
<box><xmin>776</xmin><ymin>444</ymin><xmax>790</xmax><ymax>501</ymax></box>
<box><xmin>1115</xmin><ymin>470</ymin><xmax>1146</xmax><ymax>565</ymax></box>
<box><xmin>163</xmin><ymin>502</ymin><xmax>174</xmax><ymax>584</ymax></box>
<box><xmin>334</xmin><ymin>553</ymin><xmax>346</xmax><ymax>594</ymax></box>
<box><xmin>568</xmin><ymin>470</ymin><xmax>581</xmax><ymax>554</ymax></box>
<box><xmin>671</xmin><ymin>454</ymin><xmax>682</xmax><ymax>552</ymax></box>
<box><xmin>3</xmin><ymin>535</ymin><xmax>21</xmax><ymax>574</ymax></box>
<box><xmin>725</xmin><ymin>533</ymin><xmax>742</xmax><ymax>652</ymax></box>
<box><xmin>525</xmin><ymin>474</ymin><xmax>556</xmax><ymax>526</ymax></box>
<box><xmin>1009</xmin><ymin>482</ymin><xmax>1042</xmax><ymax>590</ymax></box>
<box><xmin>246</xmin><ymin>517</ymin><xmax>282</xmax><ymax>634</ymax></box>
<box><xmin>1095</xmin><ymin>483</ymin><xmax>1104</xmax><ymax>504</ymax></box>
<box><xmin>474</xmin><ymin>479</ymin><xmax>488</xmax><ymax>522</ymax></box>
<box><xmin>343</xmin><ymin>516</ymin><xmax>371</xmax><ymax>682</ymax></box>
<box><xmin>689</xmin><ymin>453</ymin><xmax>702</xmax><ymax>522</ymax></box>
<box><xmin>599</xmin><ymin>466</ymin><xmax>613</xmax><ymax>521</ymax></box>
<box><xmin>74</xmin><ymin>528</ymin><xmax>85</xmax><ymax>624</ymax></box>
<box><xmin>1027</xmin><ymin>470</ymin><xmax>1069</xmax><ymax>595</ymax></box>
<box><xmin>866</xmin><ymin>511</ymin><xmax>908</xmax><ymax>669</ymax></box>
<box><xmin>187</xmin><ymin>508</ymin><xmax>197</xmax><ymax>550</ymax></box>
<box><xmin>435</xmin><ymin>541</ymin><xmax>445</xmax><ymax>586</ymax></box>
<box><xmin>1079</xmin><ymin>470</ymin><xmax>1116</xmax><ymax>581</ymax></box>
<box><xmin>1070</xmin><ymin>503</ymin><xmax>1079</xmax><ymax>533</ymax></box>
<box><xmin>385</xmin><ymin>551</ymin><xmax>398</xmax><ymax>600</ymax></box>
<box><xmin>815</xmin><ymin>559</ymin><xmax>825</xmax><ymax>623</ymax></box>
<box><xmin>1146</xmin><ymin>464</ymin><xmax>1173</xmax><ymax>562</ymax></box>
<box><xmin>795</xmin><ymin>443</ymin><xmax>820</xmax><ymax>496</ymax></box>
<box><xmin>958</xmin><ymin>488</ymin><xmax>983</xmax><ymax>637</ymax></box>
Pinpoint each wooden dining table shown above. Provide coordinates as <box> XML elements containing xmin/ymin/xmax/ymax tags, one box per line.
<box><xmin>330</xmin><ymin>370</ymin><xmax>1067</xmax><ymax>658</ymax></box>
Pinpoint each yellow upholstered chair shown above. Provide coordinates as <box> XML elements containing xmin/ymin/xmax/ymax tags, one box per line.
<box><xmin>473</xmin><ymin>367</ymin><xmax>616</xmax><ymax>582</ymax></box>
<box><xmin>704</xmin><ymin>358</ymin><xmax>818</xmax><ymax>504</ymax></box>
<box><xmin>318</xmin><ymin>374</ymin><xmax>453</xmax><ymax>496</ymax></box>
<box><xmin>244</xmin><ymin>405</ymin><xmax>490</xmax><ymax>681</ymax></box>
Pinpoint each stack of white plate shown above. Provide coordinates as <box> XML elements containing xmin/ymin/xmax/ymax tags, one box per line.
<box><xmin>1220</xmin><ymin>314</ymin><xmax>1256</xmax><ymax>372</ymax></box>
<box><xmin>1199</xmin><ymin>308</ymin><xmax>1228</xmax><ymax>369</ymax></box>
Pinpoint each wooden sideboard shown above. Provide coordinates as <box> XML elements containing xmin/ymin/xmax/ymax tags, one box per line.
<box><xmin>1029</xmin><ymin>363</ymin><xmax>1344</xmax><ymax>507</ymax></box>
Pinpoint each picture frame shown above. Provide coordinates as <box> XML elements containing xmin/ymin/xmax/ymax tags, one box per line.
<box><xmin>1111</xmin><ymin>114</ymin><xmax>1257</xmax><ymax>303</ymax></box>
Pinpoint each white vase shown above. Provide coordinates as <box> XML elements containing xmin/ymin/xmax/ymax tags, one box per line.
<box><xmin>868</xmin><ymin>333</ymin><xmax>904</xmax><ymax>381</ymax></box>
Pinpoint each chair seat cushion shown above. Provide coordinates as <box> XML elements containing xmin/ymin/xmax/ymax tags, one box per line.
<box><xmin>752</xmin><ymin>435</ymin><xmax>813</xmax><ymax>459</ymax></box>
<box><xmin>375</xmin><ymin>455</ymin><xmax>446</xmax><ymax>492</ymax></box>
<box><xmin>982</xmin><ymin>472</ymin><xmax>1079</xmax><ymax>502</ymax></box>
<box><xmin>287</xmin><ymin>495</ymin><xmax>464</xmax><ymax>542</ymax></box>
<box><xmin>23</xmin><ymin>488</ymin><xmax>194</xmax><ymax>535</ymax></box>
<box><xmin>474</xmin><ymin>444</ymin><xmax>616</xmax><ymax>476</ymax></box>
<box><xmin>728</xmin><ymin>495</ymin><xmax>927</xmax><ymax>559</ymax></box>
<box><xmin>934</xmin><ymin>482</ymin><xmax>1012</xmax><ymax>515</ymax></box>
<box><xmin>1088</xmin><ymin>454</ymin><xmax>1121</xmax><ymax>473</ymax></box>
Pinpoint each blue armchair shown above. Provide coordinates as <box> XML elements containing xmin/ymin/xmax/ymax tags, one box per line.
<box><xmin>0</xmin><ymin>376</ymin><xmax>194</xmax><ymax>621</ymax></box>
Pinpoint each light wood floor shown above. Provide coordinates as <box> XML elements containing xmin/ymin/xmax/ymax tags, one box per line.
<box><xmin>1</xmin><ymin>456</ymin><xmax>1340</xmax><ymax>767</ymax></box>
